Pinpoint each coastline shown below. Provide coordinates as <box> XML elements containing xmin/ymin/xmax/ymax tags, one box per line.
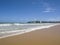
<box><xmin>0</xmin><ymin>24</ymin><xmax>58</xmax><ymax>39</ymax></box>
<box><xmin>0</xmin><ymin>24</ymin><xmax>60</xmax><ymax>45</ymax></box>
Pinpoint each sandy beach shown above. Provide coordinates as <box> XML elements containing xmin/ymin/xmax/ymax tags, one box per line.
<box><xmin>0</xmin><ymin>25</ymin><xmax>60</xmax><ymax>45</ymax></box>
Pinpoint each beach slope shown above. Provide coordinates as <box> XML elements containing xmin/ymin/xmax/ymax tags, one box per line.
<box><xmin>0</xmin><ymin>25</ymin><xmax>60</xmax><ymax>45</ymax></box>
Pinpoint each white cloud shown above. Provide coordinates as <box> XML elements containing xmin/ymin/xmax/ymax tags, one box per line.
<box><xmin>31</xmin><ymin>0</ymin><xmax>56</xmax><ymax>13</ymax></box>
<box><xmin>43</xmin><ymin>8</ymin><xmax>56</xmax><ymax>12</ymax></box>
<box><xmin>42</xmin><ymin>2</ymin><xmax>56</xmax><ymax>13</ymax></box>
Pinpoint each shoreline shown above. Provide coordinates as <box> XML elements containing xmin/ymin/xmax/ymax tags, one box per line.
<box><xmin>0</xmin><ymin>24</ymin><xmax>59</xmax><ymax>39</ymax></box>
<box><xmin>0</xmin><ymin>24</ymin><xmax>60</xmax><ymax>45</ymax></box>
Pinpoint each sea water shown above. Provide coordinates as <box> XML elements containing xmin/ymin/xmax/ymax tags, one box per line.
<box><xmin>0</xmin><ymin>23</ymin><xmax>57</xmax><ymax>39</ymax></box>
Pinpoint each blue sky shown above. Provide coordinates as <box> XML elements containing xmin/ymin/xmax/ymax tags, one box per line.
<box><xmin>0</xmin><ymin>0</ymin><xmax>60</xmax><ymax>22</ymax></box>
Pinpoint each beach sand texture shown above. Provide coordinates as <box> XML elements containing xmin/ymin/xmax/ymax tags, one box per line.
<box><xmin>0</xmin><ymin>25</ymin><xmax>60</xmax><ymax>45</ymax></box>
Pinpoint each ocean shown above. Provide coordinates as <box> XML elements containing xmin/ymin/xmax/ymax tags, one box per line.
<box><xmin>0</xmin><ymin>23</ymin><xmax>57</xmax><ymax>39</ymax></box>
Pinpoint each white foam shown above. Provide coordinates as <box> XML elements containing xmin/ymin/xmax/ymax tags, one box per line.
<box><xmin>0</xmin><ymin>24</ymin><xmax>12</xmax><ymax>26</ymax></box>
<box><xmin>13</xmin><ymin>23</ymin><xmax>49</xmax><ymax>26</ymax></box>
<box><xmin>0</xmin><ymin>30</ymin><xmax>25</xmax><ymax>34</ymax></box>
<box><xmin>0</xmin><ymin>24</ymin><xmax>59</xmax><ymax>39</ymax></box>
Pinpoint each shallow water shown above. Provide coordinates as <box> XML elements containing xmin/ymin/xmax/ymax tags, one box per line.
<box><xmin>0</xmin><ymin>23</ymin><xmax>56</xmax><ymax>38</ymax></box>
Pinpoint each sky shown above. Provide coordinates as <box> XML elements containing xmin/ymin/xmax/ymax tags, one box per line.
<box><xmin>0</xmin><ymin>0</ymin><xmax>60</xmax><ymax>22</ymax></box>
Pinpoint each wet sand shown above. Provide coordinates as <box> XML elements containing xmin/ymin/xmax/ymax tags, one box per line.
<box><xmin>0</xmin><ymin>25</ymin><xmax>60</xmax><ymax>45</ymax></box>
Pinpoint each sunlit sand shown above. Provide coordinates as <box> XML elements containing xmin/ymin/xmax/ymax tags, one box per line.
<box><xmin>0</xmin><ymin>24</ymin><xmax>60</xmax><ymax>45</ymax></box>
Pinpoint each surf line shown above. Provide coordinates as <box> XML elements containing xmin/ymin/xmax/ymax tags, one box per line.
<box><xmin>0</xmin><ymin>24</ymin><xmax>59</xmax><ymax>39</ymax></box>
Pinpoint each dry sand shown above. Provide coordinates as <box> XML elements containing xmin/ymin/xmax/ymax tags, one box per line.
<box><xmin>0</xmin><ymin>25</ymin><xmax>60</xmax><ymax>45</ymax></box>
